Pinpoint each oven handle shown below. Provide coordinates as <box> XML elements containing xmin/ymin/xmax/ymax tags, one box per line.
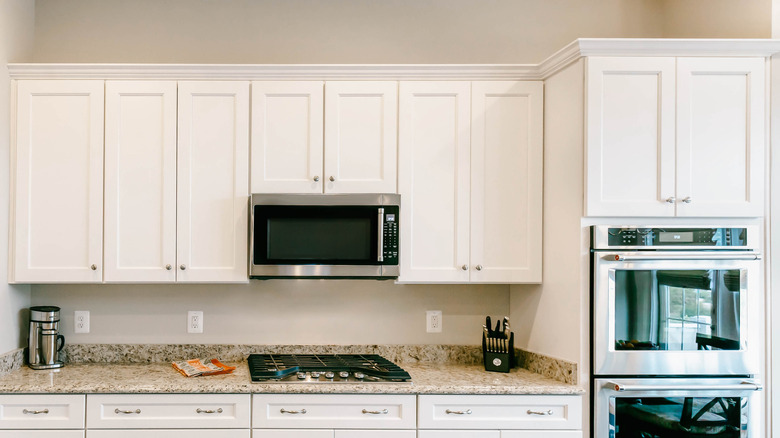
<box><xmin>607</xmin><ymin>381</ymin><xmax>762</xmax><ymax>392</ymax></box>
<box><xmin>604</xmin><ymin>253</ymin><xmax>761</xmax><ymax>262</ymax></box>
<box><xmin>377</xmin><ymin>208</ymin><xmax>385</xmax><ymax>262</ymax></box>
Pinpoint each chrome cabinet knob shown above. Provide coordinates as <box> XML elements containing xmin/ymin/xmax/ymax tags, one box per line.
<box><xmin>475</xmin><ymin>265</ymin><xmax>483</xmax><ymax>271</ymax></box>
<box><xmin>665</xmin><ymin>197</ymin><xmax>676</xmax><ymax>204</ymax></box>
<box><xmin>461</xmin><ymin>264</ymin><xmax>468</xmax><ymax>271</ymax></box>
<box><xmin>329</xmin><ymin>176</ymin><xmax>335</xmax><ymax>182</ymax></box>
<box><xmin>313</xmin><ymin>176</ymin><xmax>320</xmax><ymax>182</ymax></box>
<box><xmin>180</xmin><ymin>264</ymin><xmax>186</xmax><ymax>271</ymax></box>
<box><xmin>165</xmin><ymin>264</ymin><xmax>172</xmax><ymax>271</ymax></box>
<box><xmin>90</xmin><ymin>264</ymin><xmax>97</xmax><ymax>271</ymax></box>
<box><xmin>682</xmin><ymin>197</ymin><xmax>692</xmax><ymax>204</ymax></box>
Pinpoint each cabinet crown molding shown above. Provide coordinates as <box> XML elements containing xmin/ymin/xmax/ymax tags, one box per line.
<box><xmin>10</xmin><ymin>39</ymin><xmax>780</xmax><ymax>81</ymax></box>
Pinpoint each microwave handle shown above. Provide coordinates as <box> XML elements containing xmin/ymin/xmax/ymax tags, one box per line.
<box><xmin>604</xmin><ymin>253</ymin><xmax>761</xmax><ymax>262</ymax></box>
<box><xmin>606</xmin><ymin>380</ymin><xmax>762</xmax><ymax>392</ymax></box>
<box><xmin>377</xmin><ymin>208</ymin><xmax>384</xmax><ymax>262</ymax></box>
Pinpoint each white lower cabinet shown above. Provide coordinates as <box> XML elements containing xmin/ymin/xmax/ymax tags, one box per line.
<box><xmin>0</xmin><ymin>432</ymin><xmax>84</xmax><ymax>438</ymax></box>
<box><xmin>254</xmin><ymin>431</ymin><xmax>416</xmax><ymax>438</ymax></box>
<box><xmin>418</xmin><ymin>395</ymin><xmax>582</xmax><ymax>436</ymax></box>
<box><xmin>0</xmin><ymin>394</ymin><xmax>85</xmax><ymax>430</ymax></box>
<box><xmin>86</xmin><ymin>394</ymin><xmax>250</xmax><ymax>430</ymax></box>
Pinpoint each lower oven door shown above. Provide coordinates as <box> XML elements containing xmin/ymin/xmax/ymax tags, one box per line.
<box><xmin>592</xmin><ymin>252</ymin><xmax>761</xmax><ymax>376</ymax></box>
<box><xmin>594</xmin><ymin>377</ymin><xmax>762</xmax><ymax>438</ymax></box>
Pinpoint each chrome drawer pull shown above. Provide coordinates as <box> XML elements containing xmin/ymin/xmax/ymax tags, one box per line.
<box><xmin>115</xmin><ymin>408</ymin><xmax>141</xmax><ymax>415</ymax></box>
<box><xmin>362</xmin><ymin>408</ymin><xmax>388</xmax><ymax>415</ymax></box>
<box><xmin>196</xmin><ymin>408</ymin><xmax>223</xmax><ymax>414</ymax></box>
<box><xmin>527</xmin><ymin>409</ymin><xmax>553</xmax><ymax>416</ymax></box>
<box><xmin>445</xmin><ymin>409</ymin><xmax>472</xmax><ymax>415</ymax></box>
<box><xmin>280</xmin><ymin>408</ymin><xmax>307</xmax><ymax>414</ymax></box>
<box><xmin>22</xmin><ymin>408</ymin><xmax>49</xmax><ymax>415</ymax></box>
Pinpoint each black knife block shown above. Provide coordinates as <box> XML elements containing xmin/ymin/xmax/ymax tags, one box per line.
<box><xmin>482</xmin><ymin>331</ymin><xmax>514</xmax><ymax>373</ymax></box>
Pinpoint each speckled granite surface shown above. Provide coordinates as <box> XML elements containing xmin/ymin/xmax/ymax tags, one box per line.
<box><xmin>0</xmin><ymin>344</ymin><xmax>581</xmax><ymax>395</ymax></box>
<box><xmin>0</xmin><ymin>349</ymin><xmax>24</xmax><ymax>377</ymax></box>
<box><xmin>0</xmin><ymin>361</ymin><xmax>582</xmax><ymax>395</ymax></box>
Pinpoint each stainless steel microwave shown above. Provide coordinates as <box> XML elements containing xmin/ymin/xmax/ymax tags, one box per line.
<box><xmin>250</xmin><ymin>194</ymin><xmax>400</xmax><ymax>279</ymax></box>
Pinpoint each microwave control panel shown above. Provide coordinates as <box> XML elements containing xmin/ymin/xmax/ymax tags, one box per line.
<box><xmin>383</xmin><ymin>209</ymin><xmax>399</xmax><ymax>264</ymax></box>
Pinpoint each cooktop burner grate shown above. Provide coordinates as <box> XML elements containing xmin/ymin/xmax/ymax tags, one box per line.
<box><xmin>247</xmin><ymin>353</ymin><xmax>412</xmax><ymax>383</ymax></box>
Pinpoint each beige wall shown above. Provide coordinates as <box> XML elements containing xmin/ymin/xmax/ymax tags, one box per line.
<box><xmin>661</xmin><ymin>0</ymin><xmax>771</xmax><ymax>38</ymax></box>
<box><xmin>32</xmin><ymin>0</ymin><xmax>663</xmax><ymax>64</ymax></box>
<box><xmin>0</xmin><ymin>0</ymin><xmax>34</xmax><ymax>356</ymax></box>
<box><xmin>32</xmin><ymin>282</ymin><xmax>509</xmax><ymax>345</ymax></box>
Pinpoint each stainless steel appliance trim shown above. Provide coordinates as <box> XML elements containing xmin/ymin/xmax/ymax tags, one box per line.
<box><xmin>251</xmin><ymin>193</ymin><xmax>401</xmax><ymax>207</ymax></box>
<box><xmin>378</xmin><ymin>207</ymin><xmax>385</xmax><ymax>262</ymax></box>
<box><xmin>604</xmin><ymin>252</ymin><xmax>761</xmax><ymax>261</ymax></box>
<box><xmin>592</xmin><ymin>254</ymin><xmax>761</xmax><ymax>376</ymax></box>
<box><xmin>250</xmin><ymin>264</ymin><xmax>398</xmax><ymax>278</ymax></box>
<box><xmin>594</xmin><ymin>377</ymin><xmax>761</xmax><ymax>438</ymax></box>
<box><xmin>607</xmin><ymin>380</ymin><xmax>762</xmax><ymax>392</ymax></box>
<box><xmin>592</xmin><ymin>224</ymin><xmax>759</xmax><ymax>250</ymax></box>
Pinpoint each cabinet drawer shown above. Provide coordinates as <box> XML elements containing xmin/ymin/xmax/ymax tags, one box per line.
<box><xmin>86</xmin><ymin>394</ymin><xmax>250</xmax><ymax>429</ymax></box>
<box><xmin>87</xmin><ymin>430</ymin><xmax>249</xmax><ymax>438</ymax></box>
<box><xmin>0</xmin><ymin>432</ymin><xmax>84</xmax><ymax>438</ymax></box>
<box><xmin>253</xmin><ymin>431</ymin><xmax>334</xmax><ymax>438</ymax></box>
<box><xmin>253</xmin><ymin>394</ymin><xmax>416</xmax><ymax>429</ymax></box>
<box><xmin>336</xmin><ymin>431</ymin><xmax>416</xmax><ymax>438</ymax></box>
<box><xmin>0</xmin><ymin>394</ymin><xmax>85</xmax><ymax>429</ymax></box>
<box><xmin>418</xmin><ymin>395</ymin><xmax>582</xmax><ymax>430</ymax></box>
<box><xmin>502</xmin><ymin>432</ymin><xmax>582</xmax><ymax>438</ymax></box>
<box><xmin>419</xmin><ymin>432</ymin><xmax>499</xmax><ymax>438</ymax></box>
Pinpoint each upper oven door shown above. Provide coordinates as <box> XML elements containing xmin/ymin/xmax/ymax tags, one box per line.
<box><xmin>594</xmin><ymin>377</ymin><xmax>762</xmax><ymax>438</ymax></box>
<box><xmin>592</xmin><ymin>251</ymin><xmax>761</xmax><ymax>376</ymax></box>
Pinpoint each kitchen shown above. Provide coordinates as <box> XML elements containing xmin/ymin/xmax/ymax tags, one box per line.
<box><xmin>0</xmin><ymin>0</ymin><xmax>778</xmax><ymax>437</ymax></box>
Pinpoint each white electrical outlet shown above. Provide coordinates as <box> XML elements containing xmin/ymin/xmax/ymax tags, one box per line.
<box><xmin>188</xmin><ymin>311</ymin><xmax>204</xmax><ymax>334</ymax></box>
<box><xmin>74</xmin><ymin>311</ymin><xmax>90</xmax><ymax>334</ymax></box>
<box><xmin>426</xmin><ymin>310</ymin><xmax>442</xmax><ymax>333</ymax></box>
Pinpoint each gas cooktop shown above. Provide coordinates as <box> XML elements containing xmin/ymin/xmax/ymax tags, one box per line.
<box><xmin>247</xmin><ymin>354</ymin><xmax>412</xmax><ymax>384</ymax></box>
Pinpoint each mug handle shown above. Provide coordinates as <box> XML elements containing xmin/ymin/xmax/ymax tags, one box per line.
<box><xmin>56</xmin><ymin>334</ymin><xmax>65</xmax><ymax>352</ymax></box>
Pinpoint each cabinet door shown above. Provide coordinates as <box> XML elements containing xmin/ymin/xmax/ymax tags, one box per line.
<box><xmin>177</xmin><ymin>81</ymin><xmax>250</xmax><ymax>282</ymax></box>
<box><xmin>397</xmin><ymin>82</ymin><xmax>471</xmax><ymax>283</ymax></box>
<box><xmin>324</xmin><ymin>81</ymin><xmax>398</xmax><ymax>193</ymax></box>
<box><xmin>86</xmin><ymin>431</ymin><xmax>249</xmax><ymax>438</ymax></box>
<box><xmin>676</xmin><ymin>57</ymin><xmax>765</xmax><ymax>217</ymax></box>
<box><xmin>104</xmin><ymin>81</ymin><xmax>177</xmax><ymax>282</ymax></box>
<box><xmin>12</xmin><ymin>80</ymin><xmax>104</xmax><ymax>283</ymax></box>
<box><xmin>251</xmin><ymin>81</ymin><xmax>324</xmax><ymax>193</ymax></box>
<box><xmin>470</xmin><ymin>81</ymin><xmax>543</xmax><ymax>283</ymax></box>
<box><xmin>585</xmin><ymin>57</ymin><xmax>676</xmax><ymax>217</ymax></box>
<box><xmin>0</xmin><ymin>394</ymin><xmax>85</xmax><ymax>429</ymax></box>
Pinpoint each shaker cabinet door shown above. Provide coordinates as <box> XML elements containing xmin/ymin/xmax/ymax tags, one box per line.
<box><xmin>470</xmin><ymin>81</ymin><xmax>543</xmax><ymax>283</ymax></box>
<box><xmin>675</xmin><ymin>57</ymin><xmax>765</xmax><ymax>217</ymax></box>
<box><xmin>585</xmin><ymin>57</ymin><xmax>677</xmax><ymax>217</ymax></box>
<box><xmin>397</xmin><ymin>81</ymin><xmax>471</xmax><ymax>283</ymax></box>
<box><xmin>177</xmin><ymin>81</ymin><xmax>250</xmax><ymax>283</ymax></box>
<box><xmin>11</xmin><ymin>80</ymin><xmax>105</xmax><ymax>283</ymax></box>
<box><xmin>104</xmin><ymin>81</ymin><xmax>178</xmax><ymax>282</ymax></box>
<box><xmin>251</xmin><ymin>81</ymin><xmax>324</xmax><ymax>194</ymax></box>
<box><xmin>324</xmin><ymin>81</ymin><xmax>398</xmax><ymax>194</ymax></box>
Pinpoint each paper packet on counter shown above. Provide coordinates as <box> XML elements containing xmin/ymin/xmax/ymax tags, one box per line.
<box><xmin>172</xmin><ymin>358</ymin><xmax>236</xmax><ymax>377</ymax></box>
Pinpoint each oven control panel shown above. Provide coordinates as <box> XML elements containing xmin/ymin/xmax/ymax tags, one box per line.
<box><xmin>602</xmin><ymin>227</ymin><xmax>747</xmax><ymax>248</ymax></box>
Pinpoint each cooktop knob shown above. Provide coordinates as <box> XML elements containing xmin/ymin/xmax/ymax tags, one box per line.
<box><xmin>354</xmin><ymin>372</ymin><xmax>365</xmax><ymax>379</ymax></box>
<box><xmin>310</xmin><ymin>371</ymin><xmax>320</xmax><ymax>378</ymax></box>
<box><xmin>324</xmin><ymin>371</ymin><xmax>335</xmax><ymax>379</ymax></box>
<box><xmin>297</xmin><ymin>372</ymin><xmax>307</xmax><ymax>380</ymax></box>
<box><xmin>339</xmin><ymin>371</ymin><xmax>350</xmax><ymax>378</ymax></box>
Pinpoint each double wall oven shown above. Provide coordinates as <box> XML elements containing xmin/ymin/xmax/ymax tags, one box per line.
<box><xmin>591</xmin><ymin>226</ymin><xmax>763</xmax><ymax>438</ymax></box>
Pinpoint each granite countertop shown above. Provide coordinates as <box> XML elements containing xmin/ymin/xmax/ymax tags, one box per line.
<box><xmin>0</xmin><ymin>361</ymin><xmax>582</xmax><ymax>395</ymax></box>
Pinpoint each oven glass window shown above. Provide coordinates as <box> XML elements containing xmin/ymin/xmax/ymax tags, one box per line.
<box><xmin>613</xmin><ymin>396</ymin><xmax>745</xmax><ymax>437</ymax></box>
<box><xmin>614</xmin><ymin>269</ymin><xmax>742</xmax><ymax>351</ymax></box>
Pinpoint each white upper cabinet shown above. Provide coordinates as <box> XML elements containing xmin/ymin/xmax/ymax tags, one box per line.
<box><xmin>177</xmin><ymin>81</ymin><xmax>250</xmax><ymax>283</ymax></box>
<box><xmin>586</xmin><ymin>56</ymin><xmax>765</xmax><ymax>217</ymax></box>
<box><xmin>398</xmin><ymin>81</ymin><xmax>543</xmax><ymax>284</ymax></box>
<box><xmin>586</xmin><ymin>57</ymin><xmax>676</xmax><ymax>217</ymax></box>
<box><xmin>11</xmin><ymin>80</ymin><xmax>105</xmax><ymax>283</ymax></box>
<box><xmin>104</xmin><ymin>81</ymin><xmax>178</xmax><ymax>282</ymax></box>
<box><xmin>251</xmin><ymin>81</ymin><xmax>397</xmax><ymax>194</ymax></box>
<box><xmin>398</xmin><ymin>81</ymin><xmax>471</xmax><ymax>283</ymax></box>
<box><xmin>251</xmin><ymin>81</ymin><xmax>324</xmax><ymax>193</ymax></box>
<box><xmin>470</xmin><ymin>81</ymin><xmax>543</xmax><ymax>283</ymax></box>
<box><xmin>324</xmin><ymin>81</ymin><xmax>398</xmax><ymax>194</ymax></box>
<box><xmin>675</xmin><ymin>57</ymin><xmax>765</xmax><ymax>217</ymax></box>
